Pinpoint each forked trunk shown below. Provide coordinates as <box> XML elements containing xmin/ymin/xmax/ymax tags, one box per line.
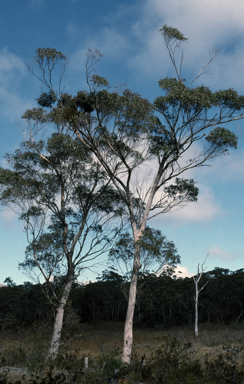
<box><xmin>122</xmin><ymin>243</ymin><xmax>140</xmax><ymax>364</ymax></box>
<box><xmin>47</xmin><ymin>277</ymin><xmax>73</xmax><ymax>360</ymax></box>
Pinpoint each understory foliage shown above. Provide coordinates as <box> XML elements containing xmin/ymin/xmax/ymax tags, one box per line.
<box><xmin>1</xmin><ymin>335</ymin><xmax>244</xmax><ymax>383</ymax></box>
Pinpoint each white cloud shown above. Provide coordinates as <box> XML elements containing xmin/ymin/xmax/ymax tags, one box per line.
<box><xmin>65</xmin><ymin>0</ymin><xmax>244</xmax><ymax>96</ymax></box>
<box><xmin>115</xmin><ymin>139</ymin><xmax>225</xmax><ymax>227</ymax></box>
<box><xmin>68</xmin><ymin>27</ymin><xmax>131</xmax><ymax>92</ymax></box>
<box><xmin>208</xmin><ymin>245</ymin><xmax>239</xmax><ymax>261</ymax></box>
<box><xmin>0</xmin><ymin>158</ymin><xmax>9</xmax><ymax>168</ymax></box>
<box><xmin>69</xmin><ymin>28</ymin><xmax>130</xmax><ymax>71</ymax></box>
<box><xmin>174</xmin><ymin>265</ymin><xmax>194</xmax><ymax>278</ymax></box>
<box><xmin>29</xmin><ymin>0</ymin><xmax>45</xmax><ymax>8</ymax></box>
<box><xmin>0</xmin><ymin>48</ymin><xmax>26</xmax><ymax>84</ymax></box>
<box><xmin>66</xmin><ymin>23</ymin><xmax>79</xmax><ymax>38</ymax></box>
<box><xmin>0</xmin><ymin>86</ymin><xmax>32</xmax><ymax>123</ymax></box>
<box><xmin>195</xmin><ymin>148</ymin><xmax>244</xmax><ymax>184</ymax></box>
<box><xmin>0</xmin><ymin>49</ymin><xmax>32</xmax><ymax>122</ymax></box>
<box><xmin>150</xmin><ymin>183</ymin><xmax>222</xmax><ymax>226</ymax></box>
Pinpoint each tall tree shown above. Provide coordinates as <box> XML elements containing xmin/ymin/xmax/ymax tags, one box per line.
<box><xmin>24</xmin><ymin>24</ymin><xmax>244</xmax><ymax>362</ymax></box>
<box><xmin>0</xmin><ymin>133</ymin><xmax>124</xmax><ymax>360</ymax></box>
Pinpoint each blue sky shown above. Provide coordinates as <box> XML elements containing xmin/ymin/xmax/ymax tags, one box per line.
<box><xmin>0</xmin><ymin>0</ymin><xmax>244</xmax><ymax>285</ymax></box>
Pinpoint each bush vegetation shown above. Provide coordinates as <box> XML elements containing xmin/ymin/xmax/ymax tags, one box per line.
<box><xmin>1</xmin><ymin>321</ymin><xmax>244</xmax><ymax>383</ymax></box>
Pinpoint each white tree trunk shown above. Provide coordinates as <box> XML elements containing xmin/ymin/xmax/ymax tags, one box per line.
<box><xmin>195</xmin><ymin>290</ymin><xmax>198</xmax><ymax>336</ymax></box>
<box><xmin>122</xmin><ymin>269</ymin><xmax>138</xmax><ymax>364</ymax></box>
<box><xmin>122</xmin><ymin>242</ymin><xmax>141</xmax><ymax>364</ymax></box>
<box><xmin>193</xmin><ymin>257</ymin><xmax>208</xmax><ymax>337</ymax></box>
<box><xmin>47</xmin><ymin>278</ymin><xmax>73</xmax><ymax>360</ymax></box>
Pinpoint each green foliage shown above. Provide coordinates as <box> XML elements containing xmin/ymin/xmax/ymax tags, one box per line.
<box><xmin>109</xmin><ymin>226</ymin><xmax>180</xmax><ymax>278</ymax></box>
<box><xmin>96</xmin><ymin>346</ymin><xmax>123</xmax><ymax>377</ymax></box>
<box><xmin>146</xmin><ymin>337</ymin><xmax>202</xmax><ymax>383</ymax></box>
<box><xmin>74</xmin><ymin>91</ymin><xmax>95</xmax><ymax>113</ymax></box>
<box><xmin>164</xmin><ymin>178</ymin><xmax>198</xmax><ymax>202</ymax></box>
<box><xmin>90</xmin><ymin>75</ymin><xmax>109</xmax><ymax>87</ymax></box>
<box><xmin>214</xmin><ymin>88</ymin><xmax>244</xmax><ymax>110</ymax></box>
<box><xmin>22</xmin><ymin>107</ymin><xmax>48</xmax><ymax>123</ymax></box>
<box><xmin>48</xmin><ymin>87</ymin><xmax>154</xmax><ymax>146</ymax></box>
<box><xmin>155</xmin><ymin>78</ymin><xmax>244</xmax><ymax>116</ymax></box>
<box><xmin>204</xmin><ymin>345</ymin><xmax>244</xmax><ymax>383</ymax></box>
<box><xmin>1</xmin><ymin>268</ymin><xmax>244</xmax><ymax>327</ymax></box>
<box><xmin>0</xmin><ymin>132</ymin><xmax>125</xmax><ymax>299</ymax></box>
<box><xmin>206</xmin><ymin>127</ymin><xmax>238</xmax><ymax>150</ymax></box>
<box><xmin>96</xmin><ymin>269</ymin><xmax>125</xmax><ymax>286</ymax></box>
<box><xmin>36</xmin><ymin>91</ymin><xmax>57</xmax><ymax>108</ymax></box>
<box><xmin>156</xmin><ymin>79</ymin><xmax>216</xmax><ymax>111</ymax></box>
<box><xmin>159</xmin><ymin>25</ymin><xmax>188</xmax><ymax>43</ymax></box>
<box><xmin>34</xmin><ymin>48</ymin><xmax>66</xmax><ymax>63</ymax></box>
<box><xmin>0</xmin><ymin>314</ymin><xmax>20</xmax><ymax>330</ymax></box>
<box><xmin>3</xmin><ymin>278</ymin><xmax>16</xmax><ymax>288</ymax></box>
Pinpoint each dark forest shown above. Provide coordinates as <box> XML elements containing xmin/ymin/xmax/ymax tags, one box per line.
<box><xmin>1</xmin><ymin>267</ymin><xmax>243</xmax><ymax>330</ymax></box>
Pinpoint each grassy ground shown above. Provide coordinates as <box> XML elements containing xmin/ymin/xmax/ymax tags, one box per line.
<box><xmin>1</xmin><ymin>322</ymin><xmax>244</xmax><ymax>383</ymax></box>
<box><xmin>1</xmin><ymin>321</ymin><xmax>244</xmax><ymax>355</ymax></box>
<box><xmin>1</xmin><ymin>321</ymin><xmax>244</xmax><ymax>361</ymax></box>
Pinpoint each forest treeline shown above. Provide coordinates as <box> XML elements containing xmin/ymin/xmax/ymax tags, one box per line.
<box><xmin>1</xmin><ymin>267</ymin><xmax>244</xmax><ymax>329</ymax></box>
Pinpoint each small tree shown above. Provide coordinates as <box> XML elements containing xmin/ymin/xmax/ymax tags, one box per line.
<box><xmin>108</xmin><ymin>226</ymin><xmax>180</xmax><ymax>322</ymax></box>
<box><xmin>193</xmin><ymin>255</ymin><xmax>209</xmax><ymax>336</ymax></box>
<box><xmin>23</xmin><ymin>25</ymin><xmax>244</xmax><ymax>362</ymax></box>
<box><xmin>3</xmin><ymin>277</ymin><xmax>16</xmax><ymax>287</ymax></box>
<box><xmin>0</xmin><ymin>133</ymin><xmax>125</xmax><ymax>359</ymax></box>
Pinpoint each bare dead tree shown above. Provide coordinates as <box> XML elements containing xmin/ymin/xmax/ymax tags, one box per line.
<box><xmin>193</xmin><ymin>254</ymin><xmax>209</xmax><ymax>336</ymax></box>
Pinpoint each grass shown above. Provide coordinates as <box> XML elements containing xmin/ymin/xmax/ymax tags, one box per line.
<box><xmin>1</xmin><ymin>321</ymin><xmax>244</xmax><ymax>383</ymax></box>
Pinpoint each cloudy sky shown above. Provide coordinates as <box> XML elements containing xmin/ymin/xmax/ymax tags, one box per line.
<box><xmin>0</xmin><ymin>0</ymin><xmax>244</xmax><ymax>285</ymax></box>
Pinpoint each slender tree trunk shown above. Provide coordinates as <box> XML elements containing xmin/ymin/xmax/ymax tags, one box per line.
<box><xmin>195</xmin><ymin>290</ymin><xmax>198</xmax><ymax>336</ymax></box>
<box><xmin>122</xmin><ymin>242</ymin><xmax>141</xmax><ymax>364</ymax></box>
<box><xmin>121</xmin><ymin>182</ymin><xmax>159</xmax><ymax>364</ymax></box>
<box><xmin>47</xmin><ymin>277</ymin><xmax>73</xmax><ymax>360</ymax></box>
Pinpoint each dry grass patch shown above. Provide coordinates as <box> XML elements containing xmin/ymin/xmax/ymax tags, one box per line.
<box><xmin>1</xmin><ymin>321</ymin><xmax>244</xmax><ymax>376</ymax></box>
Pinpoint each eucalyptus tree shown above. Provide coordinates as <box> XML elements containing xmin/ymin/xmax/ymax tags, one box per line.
<box><xmin>0</xmin><ymin>133</ymin><xmax>124</xmax><ymax>360</ymax></box>
<box><xmin>23</xmin><ymin>24</ymin><xmax>244</xmax><ymax>362</ymax></box>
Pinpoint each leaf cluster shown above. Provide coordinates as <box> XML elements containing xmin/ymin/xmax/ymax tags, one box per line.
<box><xmin>155</xmin><ymin>78</ymin><xmax>244</xmax><ymax>114</ymax></box>
<box><xmin>159</xmin><ymin>25</ymin><xmax>188</xmax><ymax>43</ymax></box>
<box><xmin>164</xmin><ymin>178</ymin><xmax>198</xmax><ymax>202</ymax></box>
